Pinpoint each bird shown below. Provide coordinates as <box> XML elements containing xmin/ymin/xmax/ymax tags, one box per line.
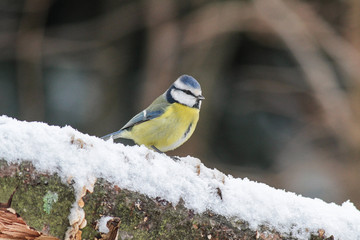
<box><xmin>102</xmin><ymin>74</ymin><xmax>204</xmax><ymax>153</ymax></box>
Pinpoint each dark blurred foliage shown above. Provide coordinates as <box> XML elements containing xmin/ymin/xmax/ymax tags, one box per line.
<box><xmin>1</xmin><ymin>0</ymin><xmax>360</xmax><ymax>207</ymax></box>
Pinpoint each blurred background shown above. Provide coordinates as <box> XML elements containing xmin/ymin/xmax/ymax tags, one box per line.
<box><xmin>1</xmin><ymin>0</ymin><xmax>360</xmax><ymax>207</ymax></box>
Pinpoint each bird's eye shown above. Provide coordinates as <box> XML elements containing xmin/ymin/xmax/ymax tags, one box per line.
<box><xmin>183</xmin><ymin>90</ymin><xmax>194</xmax><ymax>96</ymax></box>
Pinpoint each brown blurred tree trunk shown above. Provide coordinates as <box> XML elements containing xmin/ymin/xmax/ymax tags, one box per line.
<box><xmin>16</xmin><ymin>0</ymin><xmax>50</xmax><ymax>121</ymax></box>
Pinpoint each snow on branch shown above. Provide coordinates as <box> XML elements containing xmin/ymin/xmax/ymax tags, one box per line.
<box><xmin>0</xmin><ymin>115</ymin><xmax>359</xmax><ymax>239</ymax></box>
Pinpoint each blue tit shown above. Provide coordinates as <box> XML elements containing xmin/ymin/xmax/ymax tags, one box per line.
<box><xmin>102</xmin><ymin>74</ymin><xmax>205</xmax><ymax>153</ymax></box>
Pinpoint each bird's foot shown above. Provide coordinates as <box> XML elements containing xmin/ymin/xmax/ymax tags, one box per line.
<box><xmin>151</xmin><ymin>145</ymin><xmax>180</xmax><ymax>161</ymax></box>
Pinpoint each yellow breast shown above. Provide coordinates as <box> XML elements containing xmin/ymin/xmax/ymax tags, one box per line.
<box><xmin>122</xmin><ymin>103</ymin><xmax>199</xmax><ymax>152</ymax></box>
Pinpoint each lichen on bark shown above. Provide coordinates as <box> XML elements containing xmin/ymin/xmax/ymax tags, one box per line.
<box><xmin>81</xmin><ymin>179</ymin><xmax>275</xmax><ymax>240</ymax></box>
<box><xmin>0</xmin><ymin>160</ymin><xmax>74</xmax><ymax>239</ymax></box>
<box><xmin>0</xmin><ymin>160</ymin><xmax>335</xmax><ymax>240</ymax></box>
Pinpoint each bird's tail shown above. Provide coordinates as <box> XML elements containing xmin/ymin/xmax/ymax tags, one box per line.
<box><xmin>101</xmin><ymin>129</ymin><xmax>124</xmax><ymax>141</ymax></box>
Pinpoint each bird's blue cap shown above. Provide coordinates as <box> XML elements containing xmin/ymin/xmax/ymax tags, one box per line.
<box><xmin>179</xmin><ymin>75</ymin><xmax>201</xmax><ymax>89</ymax></box>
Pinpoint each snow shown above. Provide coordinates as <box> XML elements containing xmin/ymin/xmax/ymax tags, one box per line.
<box><xmin>98</xmin><ymin>216</ymin><xmax>114</xmax><ymax>233</ymax></box>
<box><xmin>0</xmin><ymin>115</ymin><xmax>359</xmax><ymax>239</ymax></box>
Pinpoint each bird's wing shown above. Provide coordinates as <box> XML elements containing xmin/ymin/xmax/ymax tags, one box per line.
<box><xmin>120</xmin><ymin>95</ymin><xmax>168</xmax><ymax>130</ymax></box>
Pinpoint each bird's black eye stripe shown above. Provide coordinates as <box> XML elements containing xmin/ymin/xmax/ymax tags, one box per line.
<box><xmin>173</xmin><ymin>86</ymin><xmax>196</xmax><ymax>98</ymax></box>
<box><xmin>183</xmin><ymin>89</ymin><xmax>193</xmax><ymax>96</ymax></box>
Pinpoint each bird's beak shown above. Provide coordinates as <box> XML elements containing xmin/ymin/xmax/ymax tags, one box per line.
<box><xmin>197</xmin><ymin>95</ymin><xmax>205</xmax><ymax>100</ymax></box>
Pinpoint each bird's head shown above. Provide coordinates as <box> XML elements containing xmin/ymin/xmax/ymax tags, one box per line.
<box><xmin>166</xmin><ymin>75</ymin><xmax>205</xmax><ymax>109</ymax></box>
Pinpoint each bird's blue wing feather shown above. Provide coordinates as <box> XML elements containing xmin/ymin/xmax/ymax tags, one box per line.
<box><xmin>101</xmin><ymin>109</ymin><xmax>164</xmax><ymax>140</ymax></box>
<box><xmin>101</xmin><ymin>95</ymin><xmax>168</xmax><ymax>140</ymax></box>
<box><xmin>120</xmin><ymin>94</ymin><xmax>169</xmax><ymax>130</ymax></box>
<box><xmin>120</xmin><ymin>109</ymin><xmax>164</xmax><ymax>130</ymax></box>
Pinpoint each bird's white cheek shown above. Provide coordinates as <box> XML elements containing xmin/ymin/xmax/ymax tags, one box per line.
<box><xmin>171</xmin><ymin>89</ymin><xmax>197</xmax><ymax>107</ymax></box>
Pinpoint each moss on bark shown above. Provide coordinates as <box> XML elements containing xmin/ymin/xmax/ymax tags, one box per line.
<box><xmin>0</xmin><ymin>160</ymin><xmax>74</xmax><ymax>239</ymax></box>
<box><xmin>81</xmin><ymin>179</ymin><xmax>270</xmax><ymax>240</ymax></box>
<box><xmin>0</xmin><ymin>160</ymin><xmax>335</xmax><ymax>240</ymax></box>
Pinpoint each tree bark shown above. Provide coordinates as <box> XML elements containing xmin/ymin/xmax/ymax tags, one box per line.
<box><xmin>0</xmin><ymin>160</ymin><xmax>333</xmax><ymax>240</ymax></box>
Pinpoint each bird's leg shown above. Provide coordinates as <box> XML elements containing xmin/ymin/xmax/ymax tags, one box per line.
<box><xmin>151</xmin><ymin>145</ymin><xmax>164</xmax><ymax>154</ymax></box>
<box><xmin>151</xmin><ymin>145</ymin><xmax>180</xmax><ymax>161</ymax></box>
<box><xmin>171</xmin><ymin>156</ymin><xmax>181</xmax><ymax>161</ymax></box>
